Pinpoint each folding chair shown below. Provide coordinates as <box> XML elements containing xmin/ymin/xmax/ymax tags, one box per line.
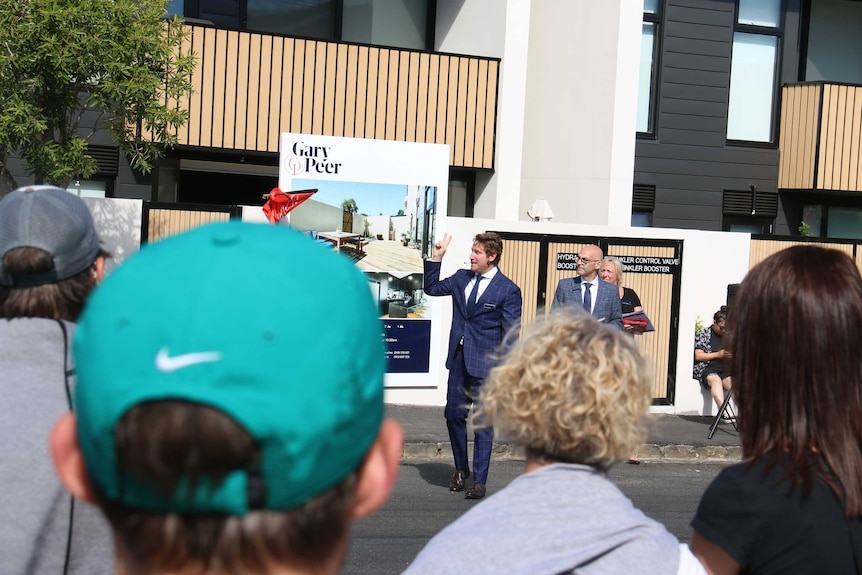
<box><xmin>707</xmin><ymin>389</ymin><xmax>739</xmax><ymax>439</ymax></box>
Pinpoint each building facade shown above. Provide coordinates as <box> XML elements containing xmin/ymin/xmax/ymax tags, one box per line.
<box><xmin>8</xmin><ymin>1</ymin><xmax>641</xmax><ymax>231</ymax></box>
<box><xmin>10</xmin><ymin>0</ymin><xmax>862</xmax><ymax>240</ymax></box>
<box><xmin>635</xmin><ymin>0</ymin><xmax>862</xmax><ymax>238</ymax></box>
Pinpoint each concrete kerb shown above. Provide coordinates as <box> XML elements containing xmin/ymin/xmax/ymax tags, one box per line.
<box><xmin>401</xmin><ymin>441</ymin><xmax>741</xmax><ymax>463</ymax></box>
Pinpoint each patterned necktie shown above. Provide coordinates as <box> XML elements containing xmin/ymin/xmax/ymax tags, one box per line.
<box><xmin>583</xmin><ymin>282</ymin><xmax>592</xmax><ymax>313</ymax></box>
<box><xmin>467</xmin><ymin>274</ymin><xmax>483</xmax><ymax>314</ymax></box>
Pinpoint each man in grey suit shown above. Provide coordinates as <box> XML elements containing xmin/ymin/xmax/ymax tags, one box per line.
<box><xmin>552</xmin><ymin>244</ymin><xmax>623</xmax><ymax>329</ymax></box>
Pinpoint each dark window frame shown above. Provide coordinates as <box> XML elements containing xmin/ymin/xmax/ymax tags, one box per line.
<box><xmin>722</xmin><ymin>214</ymin><xmax>774</xmax><ymax>234</ymax></box>
<box><xmin>183</xmin><ymin>0</ymin><xmax>437</xmax><ymax>52</ymax></box>
<box><xmin>637</xmin><ymin>0</ymin><xmax>663</xmax><ymax>138</ymax></box>
<box><xmin>726</xmin><ymin>0</ymin><xmax>786</xmax><ymax>147</ymax></box>
<box><xmin>447</xmin><ymin>168</ymin><xmax>476</xmax><ymax>218</ymax></box>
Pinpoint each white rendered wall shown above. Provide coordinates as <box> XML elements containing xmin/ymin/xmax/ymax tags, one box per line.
<box><xmin>84</xmin><ymin>197</ymin><xmax>752</xmax><ymax>415</ymax></box>
<box><xmin>436</xmin><ymin>0</ymin><xmax>531</xmax><ymax>221</ymax></box>
<box><xmin>436</xmin><ymin>0</ymin><xmax>506</xmax><ymax>57</ymax></box>
<box><xmin>518</xmin><ymin>0</ymin><xmax>640</xmax><ymax>226</ymax></box>
<box><xmin>384</xmin><ymin>216</ymin><xmax>752</xmax><ymax>415</ymax></box>
<box><xmin>83</xmin><ymin>197</ymin><xmax>143</xmax><ymax>274</ymax></box>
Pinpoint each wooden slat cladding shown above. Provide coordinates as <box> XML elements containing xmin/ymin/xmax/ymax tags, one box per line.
<box><xmin>147</xmin><ymin>209</ymin><xmax>231</xmax><ymax>244</ymax></box>
<box><xmin>779</xmin><ymin>83</ymin><xmax>862</xmax><ymax>192</ymax></box>
<box><xmin>778</xmin><ymin>84</ymin><xmax>820</xmax><ymax>190</ymax></box>
<box><xmin>605</xmin><ymin>244</ymin><xmax>675</xmax><ymax>401</ymax></box>
<box><xmin>750</xmin><ymin>238</ymin><xmax>855</xmax><ymax>270</ymax></box>
<box><xmin>176</xmin><ymin>24</ymin><xmax>499</xmax><ymax>169</ymax></box>
<box><xmin>542</xmin><ymin>241</ymin><xmax>677</xmax><ymax>402</ymax></box>
<box><xmin>500</xmin><ymin>239</ymin><xmax>541</xmax><ymax>328</ymax></box>
<box><xmin>818</xmin><ymin>84</ymin><xmax>862</xmax><ymax>191</ymax></box>
<box><xmin>502</xmin><ymin>237</ymin><xmax>679</xmax><ymax>401</ymax></box>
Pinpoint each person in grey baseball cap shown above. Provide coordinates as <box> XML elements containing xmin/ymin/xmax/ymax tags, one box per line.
<box><xmin>0</xmin><ymin>185</ymin><xmax>113</xmax><ymax>574</ymax></box>
<box><xmin>0</xmin><ymin>184</ymin><xmax>108</xmax><ymax>318</ymax></box>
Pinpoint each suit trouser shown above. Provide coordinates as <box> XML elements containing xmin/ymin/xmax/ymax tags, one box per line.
<box><xmin>445</xmin><ymin>345</ymin><xmax>493</xmax><ymax>484</ymax></box>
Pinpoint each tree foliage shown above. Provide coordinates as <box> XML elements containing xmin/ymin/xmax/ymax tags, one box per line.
<box><xmin>0</xmin><ymin>0</ymin><xmax>195</xmax><ymax>193</ymax></box>
<box><xmin>341</xmin><ymin>198</ymin><xmax>359</xmax><ymax>213</ymax></box>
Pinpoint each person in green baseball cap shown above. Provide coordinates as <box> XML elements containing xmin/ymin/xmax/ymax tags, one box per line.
<box><xmin>49</xmin><ymin>221</ymin><xmax>403</xmax><ymax>575</ymax></box>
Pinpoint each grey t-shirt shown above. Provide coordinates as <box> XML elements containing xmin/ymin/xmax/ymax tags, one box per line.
<box><xmin>0</xmin><ymin>318</ymin><xmax>114</xmax><ymax>575</ymax></box>
<box><xmin>403</xmin><ymin>463</ymin><xmax>681</xmax><ymax>575</ymax></box>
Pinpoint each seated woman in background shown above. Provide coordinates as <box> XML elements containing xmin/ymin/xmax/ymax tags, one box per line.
<box><xmin>403</xmin><ymin>312</ymin><xmax>704</xmax><ymax>575</ymax></box>
<box><xmin>691</xmin><ymin>245</ymin><xmax>862</xmax><ymax>574</ymax></box>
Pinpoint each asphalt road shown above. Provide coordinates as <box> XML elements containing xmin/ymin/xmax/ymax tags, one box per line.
<box><xmin>342</xmin><ymin>459</ymin><xmax>725</xmax><ymax>575</ymax></box>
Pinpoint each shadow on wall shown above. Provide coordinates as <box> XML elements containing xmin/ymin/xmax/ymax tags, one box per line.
<box><xmin>83</xmin><ymin>197</ymin><xmax>143</xmax><ymax>274</ymax></box>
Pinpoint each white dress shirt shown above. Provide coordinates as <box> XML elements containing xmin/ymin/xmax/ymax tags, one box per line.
<box><xmin>464</xmin><ymin>266</ymin><xmax>499</xmax><ymax>305</ymax></box>
<box><xmin>582</xmin><ymin>277</ymin><xmax>598</xmax><ymax>314</ymax></box>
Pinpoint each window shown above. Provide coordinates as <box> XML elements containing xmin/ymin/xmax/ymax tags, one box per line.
<box><xmin>66</xmin><ymin>180</ymin><xmax>108</xmax><ymax>199</ymax></box>
<box><xmin>800</xmin><ymin>204</ymin><xmax>822</xmax><ymax>236</ymax></box>
<box><xmin>249</xmin><ymin>0</ymin><xmax>335</xmax><ymax>40</ymax></box>
<box><xmin>631</xmin><ymin>211</ymin><xmax>653</xmax><ymax>227</ymax></box>
<box><xmin>805</xmin><ymin>205</ymin><xmax>862</xmax><ymax>239</ymax></box>
<box><xmin>726</xmin><ymin>0</ymin><xmax>782</xmax><ymax>143</ymax></box>
<box><xmin>188</xmin><ymin>0</ymin><xmax>434</xmax><ymax>51</ymax></box>
<box><xmin>342</xmin><ymin>0</ymin><xmax>429</xmax><ymax>51</ymax></box>
<box><xmin>65</xmin><ymin>145</ymin><xmax>118</xmax><ymax>199</ymax></box>
<box><xmin>447</xmin><ymin>170</ymin><xmax>475</xmax><ymax>217</ymax></box>
<box><xmin>166</xmin><ymin>0</ymin><xmax>183</xmax><ymax>17</ymax></box>
<box><xmin>637</xmin><ymin>0</ymin><xmax>661</xmax><ymax>134</ymax></box>
<box><xmin>827</xmin><ymin>207</ymin><xmax>862</xmax><ymax>239</ymax></box>
<box><xmin>725</xmin><ymin>218</ymin><xmax>771</xmax><ymax>234</ymax></box>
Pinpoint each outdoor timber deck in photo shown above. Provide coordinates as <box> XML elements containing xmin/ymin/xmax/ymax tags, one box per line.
<box><xmin>354</xmin><ymin>239</ymin><xmax>423</xmax><ymax>273</ymax></box>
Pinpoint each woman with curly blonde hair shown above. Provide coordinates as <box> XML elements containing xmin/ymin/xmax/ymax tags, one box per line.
<box><xmin>404</xmin><ymin>312</ymin><xmax>703</xmax><ymax>575</ymax></box>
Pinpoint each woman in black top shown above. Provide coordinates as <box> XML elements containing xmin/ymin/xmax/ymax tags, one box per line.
<box><xmin>600</xmin><ymin>256</ymin><xmax>642</xmax><ymax>314</ymax></box>
<box><xmin>600</xmin><ymin>256</ymin><xmax>643</xmax><ymax>465</ymax></box>
<box><xmin>691</xmin><ymin>246</ymin><xmax>862</xmax><ymax>574</ymax></box>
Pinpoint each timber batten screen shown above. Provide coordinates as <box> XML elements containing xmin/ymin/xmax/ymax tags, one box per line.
<box><xmin>143</xmin><ymin>203</ymin><xmax>240</xmax><ymax>244</ymax></box>
<box><xmin>173</xmin><ymin>25</ymin><xmax>499</xmax><ymax>169</ymax></box>
<box><xmin>750</xmin><ymin>238</ymin><xmax>856</xmax><ymax>270</ymax></box>
<box><xmin>497</xmin><ymin>233</ymin><xmax>683</xmax><ymax>405</ymax></box>
<box><xmin>779</xmin><ymin>83</ymin><xmax>862</xmax><ymax>193</ymax></box>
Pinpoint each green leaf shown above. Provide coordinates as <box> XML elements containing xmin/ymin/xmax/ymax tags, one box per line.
<box><xmin>0</xmin><ymin>0</ymin><xmax>195</xmax><ymax>182</ymax></box>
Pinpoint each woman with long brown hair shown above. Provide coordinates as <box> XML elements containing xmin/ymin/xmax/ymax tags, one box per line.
<box><xmin>691</xmin><ymin>246</ymin><xmax>862</xmax><ymax>573</ymax></box>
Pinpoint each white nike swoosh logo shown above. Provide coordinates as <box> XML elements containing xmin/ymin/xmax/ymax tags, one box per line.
<box><xmin>155</xmin><ymin>348</ymin><xmax>222</xmax><ymax>373</ymax></box>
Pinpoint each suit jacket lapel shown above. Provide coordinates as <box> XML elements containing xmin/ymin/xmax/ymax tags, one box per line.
<box><xmin>470</xmin><ymin>271</ymin><xmax>501</xmax><ymax>314</ymax></box>
<box><xmin>479</xmin><ymin>272</ymin><xmax>500</xmax><ymax>305</ymax></box>
<box><xmin>460</xmin><ymin>271</ymin><xmax>473</xmax><ymax>311</ymax></box>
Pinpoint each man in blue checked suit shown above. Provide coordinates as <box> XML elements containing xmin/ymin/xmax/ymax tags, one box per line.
<box><xmin>424</xmin><ymin>232</ymin><xmax>522</xmax><ymax>500</ymax></box>
<box><xmin>552</xmin><ymin>244</ymin><xmax>623</xmax><ymax>329</ymax></box>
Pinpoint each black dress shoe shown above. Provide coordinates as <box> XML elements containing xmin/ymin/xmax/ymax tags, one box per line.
<box><xmin>465</xmin><ymin>483</ymin><xmax>486</xmax><ymax>499</ymax></box>
<box><xmin>449</xmin><ymin>469</ymin><xmax>469</xmax><ymax>492</ymax></box>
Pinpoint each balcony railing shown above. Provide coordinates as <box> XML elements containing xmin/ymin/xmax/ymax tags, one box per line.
<box><xmin>779</xmin><ymin>82</ymin><xmax>862</xmax><ymax>192</ymax></box>
<box><xmin>172</xmin><ymin>24</ymin><xmax>499</xmax><ymax>169</ymax></box>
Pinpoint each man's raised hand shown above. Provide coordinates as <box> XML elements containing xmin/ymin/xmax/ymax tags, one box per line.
<box><xmin>432</xmin><ymin>233</ymin><xmax>452</xmax><ymax>262</ymax></box>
